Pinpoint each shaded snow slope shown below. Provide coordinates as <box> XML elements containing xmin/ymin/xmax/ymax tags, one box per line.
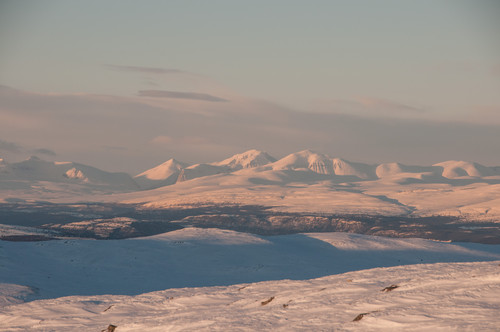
<box><xmin>1</xmin><ymin>260</ymin><xmax>499</xmax><ymax>331</ymax></box>
<box><xmin>1</xmin><ymin>228</ymin><xmax>499</xmax><ymax>303</ymax></box>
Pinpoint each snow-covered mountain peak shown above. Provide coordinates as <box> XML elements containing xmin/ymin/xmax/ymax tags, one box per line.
<box><xmin>433</xmin><ymin>160</ymin><xmax>496</xmax><ymax>178</ymax></box>
<box><xmin>375</xmin><ymin>162</ymin><xmax>405</xmax><ymax>177</ymax></box>
<box><xmin>331</xmin><ymin>158</ymin><xmax>376</xmax><ymax>179</ymax></box>
<box><xmin>272</xmin><ymin>150</ymin><xmax>334</xmax><ymax>174</ymax></box>
<box><xmin>135</xmin><ymin>158</ymin><xmax>188</xmax><ymax>181</ymax></box>
<box><xmin>213</xmin><ymin>149</ymin><xmax>276</xmax><ymax>170</ymax></box>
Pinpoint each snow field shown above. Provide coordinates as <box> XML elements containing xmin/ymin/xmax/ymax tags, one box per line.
<box><xmin>1</xmin><ymin>261</ymin><xmax>499</xmax><ymax>331</ymax></box>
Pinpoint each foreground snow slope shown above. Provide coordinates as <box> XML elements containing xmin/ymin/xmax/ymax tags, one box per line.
<box><xmin>1</xmin><ymin>228</ymin><xmax>499</xmax><ymax>303</ymax></box>
<box><xmin>1</xmin><ymin>260</ymin><xmax>499</xmax><ymax>331</ymax></box>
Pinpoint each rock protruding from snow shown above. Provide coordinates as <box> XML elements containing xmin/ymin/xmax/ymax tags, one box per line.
<box><xmin>64</xmin><ymin>168</ymin><xmax>89</xmax><ymax>182</ymax></box>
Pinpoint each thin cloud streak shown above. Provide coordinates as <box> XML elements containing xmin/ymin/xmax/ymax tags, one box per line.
<box><xmin>311</xmin><ymin>97</ymin><xmax>427</xmax><ymax>119</ymax></box>
<box><xmin>357</xmin><ymin>97</ymin><xmax>426</xmax><ymax>113</ymax></box>
<box><xmin>138</xmin><ymin>90</ymin><xmax>229</xmax><ymax>102</ymax></box>
<box><xmin>104</xmin><ymin>64</ymin><xmax>187</xmax><ymax>75</ymax></box>
<box><xmin>1</xmin><ymin>85</ymin><xmax>499</xmax><ymax>172</ymax></box>
<box><xmin>32</xmin><ymin>148</ymin><xmax>56</xmax><ymax>156</ymax></box>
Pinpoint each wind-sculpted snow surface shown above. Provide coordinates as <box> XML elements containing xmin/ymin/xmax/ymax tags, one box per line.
<box><xmin>1</xmin><ymin>260</ymin><xmax>500</xmax><ymax>331</ymax></box>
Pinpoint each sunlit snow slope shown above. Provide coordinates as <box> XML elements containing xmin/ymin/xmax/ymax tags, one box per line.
<box><xmin>1</xmin><ymin>260</ymin><xmax>499</xmax><ymax>331</ymax></box>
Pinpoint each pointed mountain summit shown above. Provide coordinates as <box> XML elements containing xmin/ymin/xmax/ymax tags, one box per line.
<box><xmin>136</xmin><ymin>150</ymin><xmax>277</xmax><ymax>187</ymax></box>
<box><xmin>134</xmin><ymin>158</ymin><xmax>189</xmax><ymax>189</ymax></box>
<box><xmin>213</xmin><ymin>149</ymin><xmax>276</xmax><ymax>170</ymax></box>
<box><xmin>135</xmin><ymin>158</ymin><xmax>188</xmax><ymax>180</ymax></box>
<box><xmin>178</xmin><ymin>150</ymin><xmax>276</xmax><ymax>183</ymax></box>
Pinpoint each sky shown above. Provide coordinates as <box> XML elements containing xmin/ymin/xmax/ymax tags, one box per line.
<box><xmin>0</xmin><ymin>0</ymin><xmax>499</xmax><ymax>173</ymax></box>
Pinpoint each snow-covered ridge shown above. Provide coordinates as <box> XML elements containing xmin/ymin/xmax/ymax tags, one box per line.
<box><xmin>2</xmin><ymin>150</ymin><xmax>500</xmax><ymax>191</ymax></box>
<box><xmin>2</xmin><ymin>151</ymin><xmax>500</xmax><ymax>221</ymax></box>
<box><xmin>132</xmin><ymin>149</ymin><xmax>277</xmax><ymax>188</ymax></box>
<box><xmin>213</xmin><ymin>149</ymin><xmax>277</xmax><ymax>169</ymax></box>
<box><xmin>0</xmin><ymin>156</ymin><xmax>138</xmax><ymax>192</ymax></box>
<box><xmin>118</xmin><ymin>150</ymin><xmax>500</xmax><ymax>221</ymax></box>
<box><xmin>134</xmin><ymin>149</ymin><xmax>500</xmax><ymax>189</ymax></box>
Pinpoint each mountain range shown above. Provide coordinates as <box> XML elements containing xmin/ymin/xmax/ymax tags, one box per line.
<box><xmin>134</xmin><ymin>149</ymin><xmax>500</xmax><ymax>188</ymax></box>
<box><xmin>1</xmin><ymin>149</ymin><xmax>500</xmax><ymax>221</ymax></box>
<box><xmin>2</xmin><ymin>149</ymin><xmax>500</xmax><ymax>192</ymax></box>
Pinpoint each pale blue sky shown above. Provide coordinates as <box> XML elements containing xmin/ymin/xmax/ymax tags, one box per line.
<box><xmin>0</xmin><ymin>1</ymin><xmax>499</xmax><ymax>171</ymax></box>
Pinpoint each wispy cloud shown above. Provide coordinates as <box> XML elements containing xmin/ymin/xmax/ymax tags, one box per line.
<box><xmin>0</xmin><ymin>139</ymin><xmax>21</xmax><ymax>153</ymax></box>
<box><xmin>104</xmin><ymin>64</ymin><xmax>187</xmax><ymax>75</ymax></box>
<box><xmin>32</xmin><ymin>148</ymin><xmax>56</xmax><ymax>156</ymax></box>
<box><xmin>0</xmin><ymin>137</ymin><xmax>57</xmax><ymax>157</ymax></box>
<box><xmin>357</xmin><ymin>97</ymin><xmax>425</xmax><ymax>113</ymax></box>
<box><xmin>312</xmin><ymin>97</ymin><xmax>427</xmax><ymax>118</ymax></box>
<box><xmin>2</xmin><ymin>85</ymin><xmax>500</xmax><ymax>172</ymax></box>
<box><xmin>138</xmin><ymin>90</ymin><xmax>228</xmax><ymax>102</ymax></box>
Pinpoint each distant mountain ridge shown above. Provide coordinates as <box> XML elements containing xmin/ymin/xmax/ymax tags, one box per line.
<box><xmin>2</xmin><ymin>151</ymin><xmax>500</xmax><ymax>222</ymax></box>
<box><xmin>0</xmin><ymin>156</ymin><xmax>138</xmax><ymax>191</ymax></box>
<box><xmin>133</xmin><ymin>149</ymin><xmax>278</xmax><ymax>189</ymax></box>
<box><xmin>133</xmin><ymin>149</ymin><xmax>500</xmax><ymax>189</ymax></box>
<box><xmin>3</xmin><ymin>150</ymin><xmax>500</xmax><ymax>192</ymax></box>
